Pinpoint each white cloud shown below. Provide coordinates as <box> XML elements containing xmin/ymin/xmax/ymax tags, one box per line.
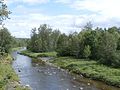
<box><xmin>22</xmin><ymin>0</ymin><xmax>50</xmax><ymax>5</ymax></box>
<box><xmin>5</xmin><ymin>0</ymin><xmax>49</xmax><ymax>5</ymax></box>
<box><xmin>54</xmin><ymin>0</ymin><xmax>72</xmax><ymax>4</ymax></box>
<box><xmin>54</xmin><ymin>0</ymin><xmax>120</xmax><ymax>21</ymax></box>
<box><xmin>4</xmin><ymin>0</ymin><xmax>120</xmax><ymax>38</ymax></box>
<box><xmin>5</xmin><ymin>13</ymin><xmax>85</xmax><ymax>38</ymax></box>
<box><xmin>70</xmin><ymin>0</ymin><xmax>120</xmax><ymax>18</ymax></box>
<box><xmin>5</xmin><ymin>12</ymin><xmax>120</xmax><ymax>38</ymax></box>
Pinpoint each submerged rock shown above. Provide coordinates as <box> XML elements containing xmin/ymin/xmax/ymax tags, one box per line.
<box><xmin>80</xmin><ymin>74</ymin><xmax>83</xmax><ymax>77</ymax></box>
<box><xmin>61</xmin><ymin>78</ymin><xmax>64</xmax><ymax>81</ymax></box>
<box><xmin>25</xmin><ymin>84</ymin><xmax>30</xmax><ymax>87</ymax></box>
<box><xmin>79</xmin><ymin>87</ymin><xmax>83</xmax><ymax>90</ymax></box>
<box><xmin>18</xmin><ymin>69</ymin><xmax>21</xmax><ymax>72</ymax></box>
<box><xmin>49</xmin><ymin>73</ymin><xmax>52</xmax><ymax>76</ymax></box>
<box><xmin>53</xmin><ymin>71</ymin><xmax>57</xmax><ymax>74</ymax></box>
<box><xmin>38</xmin><ymin>70</ymin><xmax>42</xmax><ymax>72</ymax></box>
<box><xmin>87</xmin><ymin>83</ymin><xmax>90</xmax><ymax>86</ymax></box>
<box><xmin>73</xmin><ymin>85</ymin><xmax>76</xmax><ymax>88</ymax></box>
<box><xmin>73</xmin><ymin>77</ymin><xmax>76</xmax><ymax>80</ymax></box>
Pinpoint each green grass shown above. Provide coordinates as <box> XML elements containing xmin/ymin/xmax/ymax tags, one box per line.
<box><xmin>50</xmin><ymin>57</ymin><xmax>120</xmax><ymax>87</ymax></box>
<box><xmin>20</xmin><ymin>50</ymin><xmax>120</xmax><ymax>87</ymax></box>
<box><xmin>20</xmin><ymin>50</ymin><xmax>57</xmax><ymax>58</ymax></box>
<box><xmin>11</xmin><ymin>47</ymin><xmax>23</xmax><ymax>51</ymax></box>
<box><xmin>0</xmin><ymin>54</ymin><xmax>29</xmax><ymax>90</ymax></box>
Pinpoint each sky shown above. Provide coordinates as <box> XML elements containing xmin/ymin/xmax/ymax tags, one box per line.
<box><xmin>4</xmin><ymin>0</ymin><xmax>120</xmax><ymax>38</ymax></box>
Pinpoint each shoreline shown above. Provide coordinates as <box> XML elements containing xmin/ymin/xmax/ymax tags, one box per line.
<box><xmin>20</xmin><ymin>50</ymin><xmax>120</xmax><ymax>88</ymax></box>
<box><xmin>0</xmin><ymin>54</ymin><xmax>29</xmax><ymax>90</ymax></box>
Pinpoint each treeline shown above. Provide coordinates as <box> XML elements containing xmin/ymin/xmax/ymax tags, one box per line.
<box><xmin>0</xmin><ymin>27</ymin><xmax>13</xmax><ymax>55</ymax></box>
<box><xmin>12</xmin><ymin>38</ymin><xmax>28</xmax><ymax>48</ymax></box>
<box><xmin>28</xmin><ymin>24</ymin><xmax>120</xmax><ymax>68</ymax></box>
<box><xmin>27</xmin><ymin>24</ymin><xmax>60</xmax><ymax>52</ymax></box>
<box><xmin>0</xmin><ymin>27</ymin><xmax>28</xmax><ymax>55</ymax></box>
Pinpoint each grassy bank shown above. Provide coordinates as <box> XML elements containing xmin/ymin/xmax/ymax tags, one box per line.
<box><xmin>11</xmin><ymin>47</ymin><xmax>23</xmax><ymax>51</ymax></box>
<box><xmin>0</xmin><ymin>54</ymin><xmax>29</xmax><ymax>90</ymax></box>
<box><xmin>20</xmin><ymin>50</ymin><xmax>57</xmax><ymax>58</ymax></box>
<box><xmin>19</xmin><ymin>50</ymin><xmax>120</xmax><ymax>87</ymax></box>
<box><xmin>50</xmin><ymin>57</ymin><xmax>120</xmax><ymax>87</ymax></box>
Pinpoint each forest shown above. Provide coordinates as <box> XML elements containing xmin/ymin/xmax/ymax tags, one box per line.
<box><xmin>27</xmin><ymin>23</ymin><xmax>120</xmax><ymax>68</ymax></box>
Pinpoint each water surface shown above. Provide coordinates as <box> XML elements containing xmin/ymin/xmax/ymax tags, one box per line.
<box><xmin>12</xmin><ymin>51</ymin><xmax>120</xmax><ymax>90</ymax></box>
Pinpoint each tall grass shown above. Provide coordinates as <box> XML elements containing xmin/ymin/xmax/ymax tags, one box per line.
<box><xmin>0</xmin><ymin>54</ymin><xmax>29</xmax><ymax>90</ymax></box>
<box><xmin>50</xmin><ymin>57</ymin><xmax>120</xmax><ymax>87</ymax></box>
<box><xmin>20</xmin><ymin>50</ymin><xmax>57</xmax><ymax>58</ymax></box>
<box><xmin>11</xmin><ymin>47</ymin><xmax>23</xmax><ymax>51</ymax></box>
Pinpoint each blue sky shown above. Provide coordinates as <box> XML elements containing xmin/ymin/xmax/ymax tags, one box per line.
<box><xmin>4</xmin><ymin>0</ymin><xmax>120</xmax><ymax>38</ymax></box>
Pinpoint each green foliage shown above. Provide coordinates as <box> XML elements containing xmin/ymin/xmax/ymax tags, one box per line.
<box><xmin>51</xmin><ymin>57</ymin><xmax>120</xmax><ymax>87</ymax></box>
<box><xmin>56</xmin><ymin>32</ymin><xmax>80</xmax><ymax>57</ymax></box>
<box><xmin>83</xmin><ymin>45</ymin><xmax>91</xmax><ymax>59</ymax></box>
<box><xmin>97</xmin><ymin>31</ymin><xmax>119</xmax><ymax>66</ymax></box>
<box><xmin>56</xmin><ymin>24</ymin><xmax>120</xmax><ymax>68</ymax></box>
<box><xmin>15</xmin><ymin>86</ymin><xmax>30</xmax><ymax>90</ymax></box>
<box><xmin>27</xmin><ymin>24</ymin><xmax>60</xmax><ymax>52</ymax></box>
<box><xmin>28</xmin><ymin>23</ymin><xmax>120</xmax><ymax>68</ymax></box>
<box><xmin>0</xmin><ymin>54</ymin><xmax>18</xmax><ymax>89</ymax></box>
<box><xmin>83</xmin><ymin>21</ymin><xmax>93</xmax><ymax>31</ymax></box>
<box><xmin>20</xmin><ymin>50</ymin><xmax>57</xmax><ymax>58</ymax></box>
<box><xmin>0</xmin><ymin>27</ymin><xmax>12</xmax><ymax>53</ymax></box>
<box><xmin>11</xmin><ymin>38</ymin><xmax>28</xmax><ymax>48</ymax></box>
<box><xmin>0</xmin><ymin>0</ymin><xmax>11</xmax><ymax>24</ymax></box>
<box><xmin>56</xmin><ymin>33</ymin><xmax>69</xmax><ymax>56</ymax></box>
<box><xmin>11</xmin><ymin>47</ymin><xmax>23</xmax><ymax>51</ymax></box>
<box><xmin>0</xmin><ymin>54</ymin><xmax>30</xmax><ymax>90</ymax></box>
<box><xmin>0</xmin><ymin>1</ymin><xmax>28</xmax><ymax>90</ymax></box>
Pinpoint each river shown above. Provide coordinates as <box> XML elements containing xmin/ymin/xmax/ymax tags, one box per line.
<box><xmin>11</xmin><ymin>51</ymin><xmax>120</xmax><ymax>90</ymax></box>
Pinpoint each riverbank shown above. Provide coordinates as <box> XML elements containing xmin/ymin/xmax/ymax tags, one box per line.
<box><xmin>51</xmin><ymin>57</ymin><xmax>120</xmax><ymax>88</ymax></box>
<box><xmin>11</xmin><ymin>47</ymin><xmax>23</xmax><ymax>52</ymax></box>
<box><xmin>0</xmin><ymin>54</ymin><xmax>29</xmax><ymax>90</ymax></box>
<box><xmin>20</xmin><ymin>50</ymin><xmax>57</xmax><ymax>58</ymax></box>
<box><xmin>20</xmin><ymin>50</ymin><xmax>120</xmax><ymax>88</ymax></box>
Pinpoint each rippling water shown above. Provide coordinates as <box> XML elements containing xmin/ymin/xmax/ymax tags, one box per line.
<box><xmin>12</xmin><ymin>51</ymin><xmax>120</xmax><ymax>90</ymax></box>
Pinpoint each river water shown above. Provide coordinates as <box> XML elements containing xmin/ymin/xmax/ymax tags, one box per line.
<box><xmin>12</xmin><ymin>51</ymin><xmax>120</xmax><ymax>90</ymax></box>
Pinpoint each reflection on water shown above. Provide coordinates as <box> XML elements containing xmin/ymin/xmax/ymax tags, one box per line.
<box><xmin>12</xmin><ymin>51</ymin><xmax>120</xmax><ymax>90</ymax></box>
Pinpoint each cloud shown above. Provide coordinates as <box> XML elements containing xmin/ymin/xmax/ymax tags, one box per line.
<box><xmin>5</xmin><ymin>12</ymin><xmax>120</xmax><ymax>38</ymax></box>
<box><xmin>6</xmin><ymin>0</ymin><xmax>50</xmax><ymax>5</ymax></box>
<box><xmin>5</xmin><ymin>12</ymin><xmax>85</xmax><ymax>38</ymax></box>
<box><xmin>55</xmin><ymin>0</ymin><xmax>120</xmax><ymax>27</ymax></box>
<box><xmin>54</xmin><ymin>0</ymin><xmax>120</xmax><ymax>19</ymax></box>
<box><xmin>54</xmin><ymin>0</ymin><xmax>72</xmax><ymax>4</ymax></box>
<box><xmin>22</xmin><ymin>0</ymin><xmax>50</xmax><ymax>5</ymax></box>
<box><xmin>4</xmin><ymin>0</ymin><xmax>120</xmax><ymax>38</ymax></box>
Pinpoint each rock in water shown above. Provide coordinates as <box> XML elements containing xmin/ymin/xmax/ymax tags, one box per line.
<box><xmin>87</xmin><ymin>83</ymin><xmax>90</xmax><ymax>86</ymax></box>
<box><xmin>79</xmin><ymin>87</ymin><xmax>83</xmax><ymax>90</ymax></box>
<box><xmin>25</xmin><ymin>84</ymin><xmax>30</xmax><ymax>87</ymax></box>
<box><xmin>18</xmin><ymin>69</ymin><xmax>21</xmax><ymax>72</ymax></box>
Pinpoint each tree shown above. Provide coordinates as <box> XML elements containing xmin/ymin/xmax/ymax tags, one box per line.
<box><xmin>28</xmin><ymin>24</ymin><xmax>60</xmax><ymax>53</ymax></box>
<box><xmin>0</xmin><ymin>0</ymin><xmax>11</xmax><ymax>24</ymax></box>
<box><xmin>83</xmin><ymin>45</ymin><xmax>91</xmax><ymax>59</ymax></box>
<box><xmin>67</xmin><ymin>32</ymin><xmax>79</xmax><ymax>57</ymax></box>
<box><xmin>0</xmin><ymin>27</ymin><xmax>12</xmax><ymax>53</ymax></box>
<box><xmin>97</xmin><ymin>31</ymin><xmax>118</xmax><ymax>66</ymax></box>
<box><xmin>83</xmin><ymin>21</ymin><xmax>93</xmax><ymax>31</ymax></box>
<box><xmin>27</xmin><ymin>28</ymin><xmax>40</xmax><ymax>52</ymax></box>
<box><xmin>0</xmin><ymin>0</ymin><xmax>11</xmax><ymax>55</ymax></box>
<box><xmin>37</xmin><ymin>24</ymin><xmax>52</xmax><ymax>52</ymax></box>
<box><xmin>50</xmin><ymin>30</ymin><xmax>61</xmax><ymax>51</ymax></box>
<box><xmin>56</xmin><ymin>33</ymin><xmax>69</xmax><ymax>56</ymax></box>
